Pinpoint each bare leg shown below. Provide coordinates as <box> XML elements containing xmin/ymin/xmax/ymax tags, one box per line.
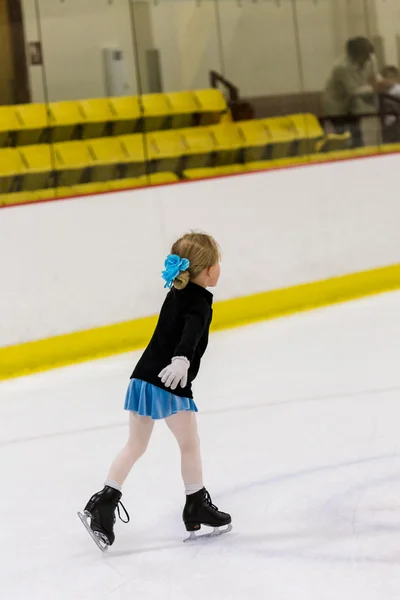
<box><xmin>165</xmin><ymin>411</ymin><xmax>203</xmax><ymax>490</ymax></box>
<box><xmin>107</xmin><ymin>412</ymin><xmax>154</xmax><ymax>486</ymax></box>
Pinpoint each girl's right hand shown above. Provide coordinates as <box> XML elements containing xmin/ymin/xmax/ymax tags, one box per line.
<box><xmin>158</xmin><ymin>357</ymin><xmax>190</xmax><ymax>390</ymax></box>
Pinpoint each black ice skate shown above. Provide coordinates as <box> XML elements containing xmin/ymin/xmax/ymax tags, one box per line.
<box><xmin>77</xmin><ymin>486</ymin><xmax>130</xmax><ymax>552</ymax></box>
<box><xmin>183</xmin><ymin>487</ymin><xmax>232</xmax><ymax>542</ymax></box>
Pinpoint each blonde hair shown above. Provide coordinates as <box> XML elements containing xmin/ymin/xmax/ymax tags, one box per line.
<box><xmin>171</xmin><ymin>232</ymin><xmax>221</xmax><ymax>290</ymax></box>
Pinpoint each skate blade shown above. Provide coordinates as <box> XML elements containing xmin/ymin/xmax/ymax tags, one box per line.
<box><xmin>77</xmin><ymin>511</ymin><xmax>109</xmax><ymax>553</ymax></box>
<box><xmin>184</xmin><ymin>523</ymin><xmax>232</xmax><ymax>543</ymax></box>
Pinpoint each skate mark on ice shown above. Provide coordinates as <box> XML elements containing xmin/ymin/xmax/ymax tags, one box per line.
<box><xmin>203</xmin><ymin>384</ymin><xmax>400</xmax><ymax>417</ymax></box>
<box><xmin>216</xmin><ymin>451</ymin><xmax>400</xmax><ymax>501</ymax></box>
<box><xmin>2</xmin><ymin>384</ymin><xmax>400</xmax><ymax>447</ymax></box>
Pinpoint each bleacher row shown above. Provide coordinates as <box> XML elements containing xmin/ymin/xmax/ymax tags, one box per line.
<box><xmin>0</xmin><ymin>89</ymin><xmax>228</xmax><ymax>146</ymax></box>
<box><xmin>1</xmin><ymin>89</ymin><xmax>356</xmax><ymax>206</ymax></box>
<box><xmin>2</xmin><ymin>145</ymin><xmax>391</xmax><ymax>207</ymax></box>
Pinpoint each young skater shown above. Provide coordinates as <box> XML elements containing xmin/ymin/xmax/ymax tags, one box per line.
<box><xmin>78</xmin><ymin>232</ymin><xmax>232</xmax><ymax>551</ymax></box>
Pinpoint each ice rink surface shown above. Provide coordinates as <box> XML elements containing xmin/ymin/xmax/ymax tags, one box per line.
<box><xmin>2</xmin><ymin>291</ymin><xmax>400</xmax><ymax>600</ymax></box>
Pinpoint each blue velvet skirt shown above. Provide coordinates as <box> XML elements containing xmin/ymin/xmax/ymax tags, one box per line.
<box><xmin>124</xmin><ymin>379</ymin><xmax>198</xmax><ymax>420</ymax></box>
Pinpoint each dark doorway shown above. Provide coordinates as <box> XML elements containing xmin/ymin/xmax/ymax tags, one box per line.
<box><xmin>3</xmin><ymin>0</ymin><xmax>30</xmax><ymax>104</ymax></box>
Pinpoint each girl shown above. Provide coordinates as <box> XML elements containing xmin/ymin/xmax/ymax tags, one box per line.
<box><xmin>78</xmin><ymin>232</ymin><xmax>232</xmax><ymax>551</ymax></box>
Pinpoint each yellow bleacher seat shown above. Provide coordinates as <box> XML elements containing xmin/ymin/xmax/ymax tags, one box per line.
<box><xmin>247</xmin><ymin>146</ymin><xmax>380</xmax><ymax>172</ymax></box>
<box><xmin>184</xmin><ymin>165</ymin><xmax>246</xmax><ymax>180</ymax></box>
<box><xmin>180</xmin><ymin>127</ymin><xmax>215</xmax><ymax>169</ymax></box>
<box><xmin>118</xmin><ymin>134</ymin><xmax>147</xmax><ymax>177</ymax></box>
<box><xmin>108</xmin><ymin>177</ymin><xmax>148</xmax><ymax>191</ymax></box>
<box><xmin>147</xmin><ymin>172</ymin><xmax>179</xmax><ymax>186</ymax></box>
<box><xmin>0</xmin><ymin>182</ymin><xmax>115</xmax><ymax>206</ymax></box>
<box><xmin>19</xmin><ymin>188</ymin><xmax>58</xmax><ymax>201</ymax></box>
<box><xmin>316</xmin><ymin>132</ymin><xmax>352</xmax><ymax>153</ymax></box>
<box><xmin>148</xmin><ymin>172</ymin><xmax>178</xmax><ymax>185</ymax></box>
<box><xmin>353</xmin><ymin>145</ymin><xmax>383</xmax><ymax>157</ymax></box>
<box><xmin>0</xmin><ymin>148</ymin><xmax>26</xmax><ymax>193</ymax></box>
<box><xmin>140</xmin><ymin>94</ymin><xmax>171</xmax><ymax>132</ymax></box>
<box><xmin>381</xmin><ymin>143</ymin><xmax>400</xmax><ymax>155</ymax></box>
<box><xmin>26</xmin><ymin>187</ymin><xmax>76</xmax><ymax>201</ymax></box>
<box><xmin>208</xmin><ymin>124</ymin><xmax>243</xmax><ymax>166</ymax></box>
<box><xmin>14</xmin><ymin>103</ymin><xmax>49</xmax><ymax>146</ymax></box>
<box><xmin>71</xmin><ymin>181</ymin><xmax>112</xmax><ymax>196</ymax></box>
<box><xmin>0</xmin><ymin>186</ymin><xmax>92</xmax><ymax>206</ymax></box>
<box><xmin>145</xmin><ymin>130</ymin><xmax>185</xmax><ymax>173</ymax></box>
<box><xmin>311</xmin><ymin>145</ymin><xmax>381</xmax><ymax>164</ymax></box>
<box><xmin>31</xmin><ymin>183</ymin><xmax>112</xmax><ymax>199</ymax></box>
<box><xmin>0</xmin><ymin>190</ymin><xmax>35</xmax><ymax>207</ymax></box>
<box><xmin>165</xmin><ymin>92</ymin><xmax>198</xmax><ymax>129</ymax></box>
<box><xmin>78</xmin><ymin>99</ymin><xmax>115</xmax><ymax>139</ymax></box>
<box><xmin>108</xmin><ymin>96</ymin><xmax>141</xmax><ymax>136</ymax></box>
<box><xmin>290</xmin><ymin>113</ymin><xmax>324</xmax><ymax>155</ymax></box>
<box><xmin>52</xmin><ymin>141</ymin><xmax>94</xmax><ymax>186</ymax></box>
<box><xmin>38</xmin><ymin>185</ymin><xmax>110</xmax><ymax>200</ymax></box>
<box><xmin>237</xmin><ymin>120</ymin><xmax>271</xmax><ymax>162</ymax></box>
<box><xmin>18</xmin><ymin>145</ymin><xmax>55</xmax><ymax>190</ymax></box>
<box><xmin>0</xmin><ymin>106</ymin><xmax>20</xmax><ymax>147</ymax></box>
<box><xmin>48</xmin><ymin>101</ymin><xmax>84</xmax><ymax>142</ymax></box>
<box><xmin>261</xmin><ymin>117</ymin><xmax>297</xmax><ymax>159</ymax></box>
<box><xmin>109</xmin><ymin>172</ymin><xmax>179</xmax><ymax>191</ymax></box>
<box><xmin>193</xmin><ymin>89</ymin><xmax>228</xmax><ymax>126</ymax></box>
<box><xmin>88</xmin><ymin>137</ymin><xmax>136</xmax><ymax>181</ymax></box>
<box><xmin>36</xmin><ymin>186</ymin><xmax>77</xmax><ymax>200</ymax></box>
<box><xmin>246</xmin><ymin>156</ymin><xmax>313</xmax><ymax>172</ymax></box>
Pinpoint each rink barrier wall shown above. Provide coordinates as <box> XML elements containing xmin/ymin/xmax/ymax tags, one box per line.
<box><xmin>1</xmin><ymin>262</ymin><xmax>400</xmax><ymax>381</ymax></box>
<box><xmin>3</xmin><ymin>152</ymin><xmax>400</xmax><ymax>348</ymax></box>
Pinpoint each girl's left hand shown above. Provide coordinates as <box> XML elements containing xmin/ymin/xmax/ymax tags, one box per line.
<box><xmin>159</xmin><ymin>357</ymin><xmax>190</xmax><ymax>390</ymax></box>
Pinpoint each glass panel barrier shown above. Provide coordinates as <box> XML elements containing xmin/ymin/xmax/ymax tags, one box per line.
<box><xmin>217</xmin><ymin>0</ymin><xmax>303</xmax><ymax>171</ymax></box>
<box><xmin>1</xmin><ymin>0</ymin><xmax>147</xmax><ymax>204</ymax></box>
<box><xmin>295</xmin><ymin>0</ymin><xmax>382</xmax><ymax>159</ymax></box>
<box><xmin>215</xmin><ymin>0</ymin><xmax>382</xmax><ymax>171</ymax></box>
<box><xmin>295</xmin><ymin>0</ymin><xmax>391</xmax><ymax>159</ymax></box>
<box><xmin>3</xmin><ymin>0</ymin><xmax>400</xmax><ymax>206</ymax></box>
<box><xmin>130</xmin><ymin>0</ymin><xmax>224</xmax><ymax>183</ymax></box>
<box><xmin>373</xmin><ymin>0</ymin><xmax>400</xmax><ymax>148</ymax></box>
<box><xmin>36</xmin><ymin>0</ymin><xmax>146</xmax><ymax>197</ymax></box>
<box><xmin>0</xmin><ymin>0</ymin><xmax>47</xmax><ymax>203</ymax></box>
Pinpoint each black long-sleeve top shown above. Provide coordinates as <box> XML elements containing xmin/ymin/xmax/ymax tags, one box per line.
<box><xmin>131</xmin><ymin>282</ymin><xmax>213</xmax><ymax>398</ymax></box>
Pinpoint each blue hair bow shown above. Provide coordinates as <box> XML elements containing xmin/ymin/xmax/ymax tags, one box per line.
<box><xmin>162</xmin><ymin>254</ymin><xmax>190</xmax><ymax>289</ymax></box>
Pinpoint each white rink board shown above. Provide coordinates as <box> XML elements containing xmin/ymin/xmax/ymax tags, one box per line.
<box><xmin>1</xmin><ymin>154</ymin><xmax>400</xmax><ymax>346</ymax></box>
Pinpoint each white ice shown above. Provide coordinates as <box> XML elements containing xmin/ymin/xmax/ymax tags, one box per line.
<box><xmin>2</xmin><ymin>291</ymin><xmax>400</xmax><ymax>600</ymax></box>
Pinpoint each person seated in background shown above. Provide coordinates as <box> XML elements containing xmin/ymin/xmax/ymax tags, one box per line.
<box><xmin>323</xmin><ymin>37</ymin><xmax>386</xmax><ymax>147</ymax></box>
<box><xmin>381</xmin><ymin>65</ymin><xmax>400</xmax><ymax>95</ymax></box>
<box><xmin>380</xmin><ymin>66</ymin><xmax>400</xmax><ymax>143</ymax></box>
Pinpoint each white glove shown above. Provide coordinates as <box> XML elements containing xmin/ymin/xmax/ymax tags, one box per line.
<box><xmin>158</xmin><ymin>356</ymin><xmax>190</xmax><ymax>390</ymax></box>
